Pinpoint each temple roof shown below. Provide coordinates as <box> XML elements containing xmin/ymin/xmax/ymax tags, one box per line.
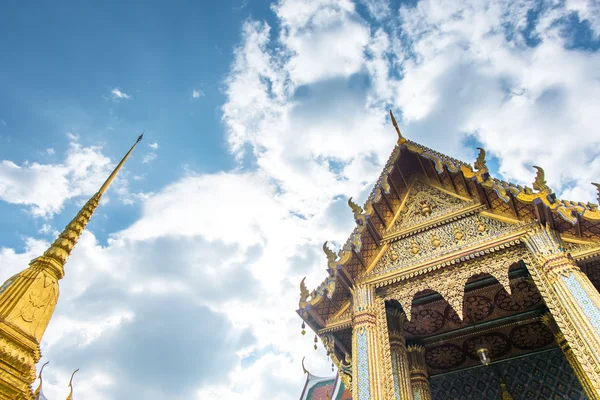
<box><xmin>297</xmin><ymin>110</ymin><xmax>600</xmax><ymax>346</ymax></box>
<box><xmin>299</xmin><ymin>370</ymin><xmax>351</xmax><ymax>400</ymax></box>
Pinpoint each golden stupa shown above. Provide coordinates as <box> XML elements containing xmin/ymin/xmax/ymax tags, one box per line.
<box><xmin>0</xmin><ymin>134</ymin><xmax>143</xmax><ymax>399</ymax></box>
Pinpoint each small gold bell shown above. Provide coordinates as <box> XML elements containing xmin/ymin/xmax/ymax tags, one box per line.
<box><xmin>301</xmin><ymin>321</ymin><xmax>306</xmax><ymax>335</ymax></box>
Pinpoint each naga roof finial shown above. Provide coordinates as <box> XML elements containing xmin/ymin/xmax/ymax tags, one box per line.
<box><xmin>323</xmin><ymin>242</ymin><xmax>337</xmax><ymax>264</ymax></box>
<box><xmin>33</xmin><ymin>361</ymin><xmax>49</xmax><ymax>399</ymax></box>
<box><xmin>65</xmin><ymin>369</ymin><xmax>79</xmax><ymax>400</ymax></box>
<box><xmin>474</xmin><ymin>147</ymin><xmax>488</xmax><ymax>173</ymax></box>
<box><xmin>532</xmin><ymin>166</ymin><xmax>551</xmax><ymax>193</ymax></box>
<box><xmin>390</xmin><ymin>110</ymin><xmax>406</xmax><ymax>145</ymax></box>
<box><xmin>593</xmin><ymin>183</ymin><xmax>600</xmax><ymax>204</ymax></box>
<box><xmin>299</xmin><ymin>277</ymin><xmax>309</xmax><ymax>308</ymax></box>
<box><xmin>301</xmin><ymin>356</ymin><xmax>310</xmax><ymax>375</ymax></box>
<box><xmin>347</xmin><ymin>197</ymin><xmax>364</xmax><ymax>218</ymax></box>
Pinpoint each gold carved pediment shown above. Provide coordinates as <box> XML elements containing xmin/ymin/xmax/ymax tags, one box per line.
<box><xmin>387</xmin><ymin>181</ymin><xmax>473</xmax><ymax>235</ymax></box>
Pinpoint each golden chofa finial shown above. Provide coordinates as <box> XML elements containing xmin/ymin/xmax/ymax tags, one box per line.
<box><xmin>33</xmin><ymin>361</ymin><xmax>49</xmax><ymax>399</ymax></box>
<box><xmin>389</xmin><ymin>110</ymin><xmax>406</xmax><ymax>144</ymax></box>
<box><xmin>474</xmin><ymin>147</ymin><xmax>488</xmax><ymax>173</ymax></box>
<box><xmin>65</xmin><ymin>369</ymin><xmax>79</xmax><ymax>400</ymax></box>
<box><xmin>532</xmin><ymin>166</ymin><xmax>551</xmax><ymax>193</ymax></box>
<box><xmin>592</xmin><ymin>183</ymin><xmax>600</xmax><ymax>204</ymax></box>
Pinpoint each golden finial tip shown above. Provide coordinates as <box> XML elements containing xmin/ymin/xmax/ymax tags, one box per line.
<box><xmin>389</xmin><ymin>110</ymin><xmax>406</xmax><ymax>144</ymax></box>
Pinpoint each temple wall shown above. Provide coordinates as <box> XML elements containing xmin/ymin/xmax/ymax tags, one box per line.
<box><xmin>429</xmin><ymin>348</ymin><xmax>587</xmax><ymax>399</ymax></box>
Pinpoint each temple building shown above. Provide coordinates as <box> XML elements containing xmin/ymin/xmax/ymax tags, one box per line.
<box><xmin>0</xmin><ymin>135</ymin><xmax>143</xmax><ymax>400</ymax></box>
<box><xmin>297</xmin><ymin>111</ymin><xmax>600</xmax><ymax>399</ymax></box>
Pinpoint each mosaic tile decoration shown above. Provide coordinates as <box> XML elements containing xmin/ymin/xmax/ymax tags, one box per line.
<box><xmin>562</xmin><ymin>272</ymin><xmax>600</xmax><ymax>335</ymax></box>
<box><xmin>357</xmin><ymin>330</ymin><xmax>371</xmax><ymax>400</ymax></box>
<box><xmin>429</xmin><ymin>348</ymin><xmax>587</xmax><ymax>399</ymax></box>
<box><xmin>391</xmin><ymin>352</ymin><xmax>401</xmax><ymax>400</ymax></box>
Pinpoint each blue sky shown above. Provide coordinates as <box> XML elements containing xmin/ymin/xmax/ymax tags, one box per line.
<box><xmin>1</xmin><ymin>0</ymin><xmax>600</xmax><ymax>399</ymax></box>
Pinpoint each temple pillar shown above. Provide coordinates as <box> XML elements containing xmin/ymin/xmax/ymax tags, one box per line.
<box><xmin>407</xmin><ymin>344</ymin><xmax>431</xmax><ymax>400</ymax></box>
<box><xmin>542</xmin><ymin>312</ymin><xmax>598</xmax><ymax>399</ymax></box>
<box><xmin>387</xmin><ymin>309</ymin><xmax>413</xmax><ymax>400</ymax></box>
<box><xmin>524</xmin><ymin>224</ymin><xmax>600</xmax><ymax>398</ymax></box>
<box><xmin>352</xmin><ymin>285</ymin><xmax>398</xmax><ymax>400</ymax></box>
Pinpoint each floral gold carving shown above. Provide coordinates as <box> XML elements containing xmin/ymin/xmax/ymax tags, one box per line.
<box><xmin>389</xmin><ymin>182</ymin><xmax>470</xmax><ymax>233</ymax></box>
<box><xmin>371</xmin><ymin>214</ymin><xmax>519</xmax><ymax>278</ymax></box>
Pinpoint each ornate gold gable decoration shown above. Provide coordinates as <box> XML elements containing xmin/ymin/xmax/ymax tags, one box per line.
<box><xmin>389</xmin><ymin>181</ymin><xmax>471</xmax><ymax>233</ymax></box>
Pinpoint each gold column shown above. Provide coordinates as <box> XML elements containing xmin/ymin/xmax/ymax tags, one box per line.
<box><xmin>387</xmin><ymin>309</ymin><xmax>413</xmax><ymax>400</ymax></box>
<box><xmin>524</xmin><ymin>224</ymin><xmax>600</xmax><ymax>398</ymax></box>
<box><xmin>407</xmin><ymin>344</ymin><xmax>431</xmax><ymax>400</ymax></box>
<box><xmin>541</xmin><ymin>313</ymin><xmax>598</xmax><ymax>399</ymax></box>
<box><xmin>353</xmin><ymin>284</ymin><xmax>393</xmax><ymax>400</ymax></box>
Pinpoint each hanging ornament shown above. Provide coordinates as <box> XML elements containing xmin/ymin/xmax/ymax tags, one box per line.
<box><xmin>331</xmin><ymin>362</ymin><xmax>334</xmax><ymax>371</ymax></box>
<box><xmin>314</xmin><ymin>334</ymin><xmax>318</xmax><ymax>350</ymax></box>
<box><xmin>301</xmin><ymin>321</ymin><xmax>306</xmax><ymax>336</ymax></box>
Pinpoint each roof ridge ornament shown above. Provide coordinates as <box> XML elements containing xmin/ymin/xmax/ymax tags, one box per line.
<box><xmin>593</xmin><ymin>183</ymin><xmax>600</xmax><ymax>204</ymax></box>
<box><xmin>323</xmin><ymin>242</ymin><xmax>338</xmax><ymax>265</ymax></box>
<box><xmin>347</xmin><ymin>197</ymin><xmax>364</xmax><ymax>219</ymax></box>
<box><xmin>532</xmin><ymin>166</ymin><xmax>552</xmax><ymax>193</ymax></box>
<box><xmin>299</xmin><ymin>278</ymin><xmax>309</xmax><ymax>308</ymax></box>
<box><xmin>301</xmin><ymin>356</ymin><xmax>310</xmax><ymax>375</ymax></box>
<box><xmin>33</xmin><ymin>361</ymin><xmax>49</xmax><ymax>399</ymax></box>
<box><xmin>473</xmin><ymin>147</ymin><xmax>488</xmax><ymax>174</ymax></box>
<box><xmin>65</xmin><ymin>369</ymin><xmax>79</xmax><ymax>400</ymax></box>
<box><xmin>389</xmin><ymin>110</ymin><xmax>406</xmax><ymax>145</ymax></box>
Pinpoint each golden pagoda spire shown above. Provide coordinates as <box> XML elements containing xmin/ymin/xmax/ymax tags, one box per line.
<box><xmin>65</xmin><ymin>369</ymin><xmax>78</xmax><ymax>400</ymax></box>
<box><xmin>0</xmin><ymin>134</ymin><xmax>142</xmax><ymax>400</ymax></box>
<box><xmin>41</xmin><ymin>132</ymin><xmax>143</xmax><ymax>270</ymax></box>
<box><xmin>33</xmin><ymin>362</ymin><xmax>48</xmax><ymax>399</ymax></box>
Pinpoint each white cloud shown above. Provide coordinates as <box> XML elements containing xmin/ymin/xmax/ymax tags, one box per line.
<box><xmin>148</xmin><ymin>142</ymin><xmax>159</xmax><ymax>149</ymax></box>
<box><xmin>192</xmin><ymin>89</ymin><xmax>205</xmax><ymax>98</ymax></box>
<box><xmin>566</xmin><ymin>0</ymin><xmax>600</xmax><ymax>38</ymax></box>
<box><xmin>110</xmin><ymin>87</ymin><xmax>131</xmax><ymax>100</ymax></box>
<box><xmin>0</xmin><ymin>141</ymin><xmax>115</xmax><ymax>217</ymax></box>
<box><xmin>45</xmin><ymin>148</ymin><xmax>55</xmax><ymax>156</ymax></box>
<box><xmin>142</xmin><ymin>152</ymin><xmax>157</xmax><ymax>164</ymax></box>
<box><xmin>0</xmin><ymin>119</ymin><xmax>6</xmax><ymax>127</ymax></box>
